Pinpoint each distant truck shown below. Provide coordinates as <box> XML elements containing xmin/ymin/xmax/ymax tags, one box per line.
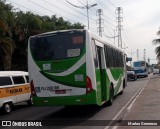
<box><xmin>133</xmin><ymin>61</ymin><xmax>148</xmax><ymax>77</ymax></box>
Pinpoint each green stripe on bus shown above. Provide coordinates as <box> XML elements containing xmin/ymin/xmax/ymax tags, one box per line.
<box><xmin>40</xmin><ymin>63</ymin><xmax>86</xmax><ymax>88</ymax></box>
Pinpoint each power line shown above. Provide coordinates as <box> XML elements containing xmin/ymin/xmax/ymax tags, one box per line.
<box><xmin>56</xmin><ymin>0</ymin><xmax>96</xmax><ymax>25</ymax></box>
<box><xmin>42</xmin><ymin>0</ymin><xmax>87</xmax><ymax>21</ymax></box>
<box><xmin>107</xmin><ymin>0</ymin><xmax>116</xmax><ymax>8</ymax></box>
<box><xmin>56</xmin><ymin>0</ymin><xmax>87</xmax><ymax>17</ymax></box>
<box><xmin>88</xmin><ymin>0</ymin><xmax>117</xmax><ymax>27</ymax></box>
<box><xmin>94</xmin><ymin>0</ymin><xmax>116</xmax><ymax>26</ymax></box>
<box><xmin>89</xmin><ymin>0</ymin><xmax>116</xmax><ymax>24</ymax></box>
<box><xmin>6</xmin><ymin>0</ymin><xmax>45</xmax><ymax>16</ymax></box>
<box><xmin>78</xmin><ymin>0</ymin><xmax>116</xmax><ymax>30</ymax></box>
<box><xmin>65</xmin><ymin>0</ymin><xmax>97</xmax><ymax>29</ymax></box>
<box><xmin>96</xmin><ymin>0</ymin><xmax>115</xmax><ymax>18</ymax></box>
<box><xmin>76</xmin><ymin>0</ymin><xmax>96</xmax><ymax>15</ymax></box>
<box><xmin>27</xmin><ymin>0</ymin><xmax>78</xmax><ymax>23</ymax></box>
<box><xmin>122</xmin><ymin>17</ymin><xmax>139</xmax><ymax>51</ymax></box>
<box><xmin>103</xmin><ymin>33</ymin><xmax>115</xmax><ymax>44</ymax></box>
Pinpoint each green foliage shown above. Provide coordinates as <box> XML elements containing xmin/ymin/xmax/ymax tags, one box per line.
<box><xmin>0</xmin><ymin>0</ymin><xmax>15</xmax><ymax>70</ymax></box>
<box><xmin>153</xmin><ymin>29</ymin><xmax>160</xmax><ymax>62</ymax></box>
<box><xmin>0</xmin><ymin>0</ymin><xmax>84</xmax><ymax>71</ymax></box>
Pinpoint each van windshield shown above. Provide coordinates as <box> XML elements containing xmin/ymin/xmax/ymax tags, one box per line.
<box><xmin>30</xmin><ymin>31</ymin><xmax>85</xmax><ymax>61</ymax></box>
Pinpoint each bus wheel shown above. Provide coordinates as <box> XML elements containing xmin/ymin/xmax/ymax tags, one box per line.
<box><xmin>107</xmin><ymin>86</ymin><xmax>114</xmax><ymax>106</ymax></box>
<box><xmin>119</xmin><ymin>90</ymin><xmax>123</xmax><ymax>95</ymax></box>
<box><xmin>3</xmin><ymin>103</ymin><xmax>12</xmax><ymax>113</ymax></box>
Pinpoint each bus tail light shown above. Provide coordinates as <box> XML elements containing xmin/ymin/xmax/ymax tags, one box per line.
<box><xmin>86</xmin><ymin>76</ymin><xmax>93</xmax><ymax>94</ymax></box>
<box><xmin>30</xmin><ymin>80</ymin><xmax>37</xmax><ymax>96</ymax></box>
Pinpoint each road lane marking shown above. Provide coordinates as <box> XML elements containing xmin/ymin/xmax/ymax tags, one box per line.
<box><xmin>104</xmin><ymin>77</ymin><xmax>150</xmax><ymax>129</ymax></box>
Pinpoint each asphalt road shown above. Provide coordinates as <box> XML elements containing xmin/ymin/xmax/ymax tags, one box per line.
<box><xmin>0</xmin><ymin>74</ymin><xmax>152</xmax><ymax>129</ymax></box>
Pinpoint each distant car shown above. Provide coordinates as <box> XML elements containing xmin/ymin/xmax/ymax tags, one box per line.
<box><xmin>127</xmin><ymin>71</ymin><xmax>137</xmax><ymax>81</ymax></box>
<box><xmin>153</xmin><ymin>69</ymin><xmax>159</xmax><ymax>75</ymax></box>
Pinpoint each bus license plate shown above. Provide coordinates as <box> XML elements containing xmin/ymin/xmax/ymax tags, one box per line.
<box><xmin>55</xmin><ymin>90</ymin><xmax>66</xmax><ymax>94</ymax></box>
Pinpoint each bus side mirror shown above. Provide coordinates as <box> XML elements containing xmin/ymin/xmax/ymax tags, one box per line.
<box><xmin>126</xmin><ymin>57</ymin><xmax>132</xmax><ymax>62</ymax></box>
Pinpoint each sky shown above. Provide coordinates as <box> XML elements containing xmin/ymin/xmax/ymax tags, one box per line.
<box><xmin>6</xmin><ymin>0</ymin><xmax>160</xmax><ymax>65</ymax></box>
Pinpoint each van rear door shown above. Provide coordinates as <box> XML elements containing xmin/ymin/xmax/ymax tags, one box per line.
<box><xmin>12</xmin><ymin>76</ymin><xmax>30</xmax><ymax>103</ymax></box>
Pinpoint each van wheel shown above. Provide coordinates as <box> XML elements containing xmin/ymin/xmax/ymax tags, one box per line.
<box><xmin>107</xmin><ymin>86</ymin><xmax>114</xmax><ymax>106</ymax></box>
<box><xmin>3</xmin><ymin>103</ymin><xmax>12</xmax><ymax>113</ymax></box>
<box><xmin>27</xmin><ymin>96</ymin><xmax>33</xmax><ymax>106</ymax></box>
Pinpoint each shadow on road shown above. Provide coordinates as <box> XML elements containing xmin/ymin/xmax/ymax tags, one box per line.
<box><xmin>42</xmin><ymin>105</ymin><xmax>102</xmax><ymax>120</ymax></box>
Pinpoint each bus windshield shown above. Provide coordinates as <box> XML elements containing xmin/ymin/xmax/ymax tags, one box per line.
<box><xmin>133</xmin><ymin>61</ymin><xmax>145</xmax><ymax>67</ymax></box>
<box><xmin>30</xmin><ymin>32</ymin><xmax>85</xmax><ymax>61</ymax></box>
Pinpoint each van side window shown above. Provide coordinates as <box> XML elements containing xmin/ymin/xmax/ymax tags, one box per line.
<box><xmin>0</xmin><ymin>77</ymin><xmax>12</xmax><ymax>86</ymax></box>
<box><xmin>25</xmin><ymin>76</ymin><xmax>29</xmax><ymax>83</ymax></box>
<box><xmin>12</xmin><ymin>76</ymin><xmax>25</xmax><ymax>84</ymax></box>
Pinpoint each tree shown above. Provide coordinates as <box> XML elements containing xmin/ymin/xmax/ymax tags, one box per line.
<box><xmin>153</xmin><ymin>29</ymin><xmax>160</xmax><ymax>62</ymax></box>
<box><xmin>0</xmin><ymin>0</ymin><xmax>15</xmax><ymax>70</ymax></box>
<box><xmin>0</xmin><ymin>0</ymin><xmax>84</xmax><ymax>71</ymax></box>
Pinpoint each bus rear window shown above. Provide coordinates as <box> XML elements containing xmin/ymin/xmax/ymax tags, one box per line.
<box><xmin>30</xmin><ymin>32</ymin><xmax>85</xmax><ymax>61</ymax></box>
<box><xmin>133</xmin><ymin>61</ymin><xmax>145</xmax><ymax>67</ymax></box>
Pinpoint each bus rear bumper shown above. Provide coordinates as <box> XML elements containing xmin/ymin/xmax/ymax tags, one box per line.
<box><xmin>136</xmin><ymin>72</ymin><xmax>148</xmax><ymax>77</ymax></box>
<box><xmin>32</xmin><ymin>90</ymin><xmax>97</xmax><ymax>106</ymax></box>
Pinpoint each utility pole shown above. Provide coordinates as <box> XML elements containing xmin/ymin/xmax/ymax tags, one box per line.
<box><xmin>130</xmin><ymin>50</ymin><xmax>133</xmax><ymax>67</ymax></box>
<box><xmin>114</xmin><ymin>30</ymin><xmax>116</xmax><ymax>45</ymax></box>
<box><xmin>116</xmin><ymin>7</ymin><xmax>123</xmax><ymax>48</ymax></box>
<box><xmin>148</xmin><ymin>57</ymin><xmax>150</xmax><ymax>65</ymax></box>
<box><xmin>137</xmin><ymin>49</ymin><xmax>139</xmax><ymax>61</ymax></box>
<box><xmin>143</xmin><ymin>49</ymin><xmax>146</xmax><ymax>62</ymax></box>
<box><xmin>96</xmin><ymin>9</ymin><xmax>103</xmax><ymax>37</ymax></box>
<box><xmin>66</xmin><ymin>0</ymin><xmax>97</xmax><ymax>30</ymax></box>
<box><xmin>128</xmin><ymin>49</ymin><xmax>135</xmax><ymax>67</ymax></box>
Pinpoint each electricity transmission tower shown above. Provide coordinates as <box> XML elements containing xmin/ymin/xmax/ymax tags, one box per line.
<box><xmin>116</xmin><ymin>7</ymin><xmax>123</xmax><ymax>48</ymax></box>
<box><xmin>96</xmin><ymin>9</ymin><xmax>103</xmax><ymax>37</ymax></box>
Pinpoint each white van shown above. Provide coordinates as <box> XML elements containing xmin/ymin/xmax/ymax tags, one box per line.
<box><xmin>0</xmin><ymin>71</ymin><xmax>32</xmax><ymax>113</ymax></box>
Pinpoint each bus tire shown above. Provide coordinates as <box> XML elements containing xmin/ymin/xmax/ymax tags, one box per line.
<box><xmin>107</xmin><ymin>85</ymin><xmax>114</xmax><ymax>106</ymax></box>
<box><xmin>3</xmin><ymin>102</ymin><xmax>12</xmax><ymax>113</ymax></box>
<box><xmin>119</xmin><ymin>90</ymin><xmax>123</xmax><ymax>95</ymax></box>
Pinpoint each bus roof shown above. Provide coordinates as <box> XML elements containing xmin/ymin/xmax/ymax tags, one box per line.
<box><xmin>0</xmin><ymin>71</ymin><xmax>28</xmax><ymax>77</ymax></box>
<box><xmin>30</xmin><ymin>29</ymin><xmax>85</xmax><ymax>38</ymax></box>
<box><xmin>88</xmin><ymin>30</ymin><xmax>124</xmax><ymax>53</ymax></box>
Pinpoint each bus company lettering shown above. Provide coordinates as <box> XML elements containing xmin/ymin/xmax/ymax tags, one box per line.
<box><xmin>10</xmin><ymin>88</ymin><xmax>22</xmax><ymax>94</ymax></box>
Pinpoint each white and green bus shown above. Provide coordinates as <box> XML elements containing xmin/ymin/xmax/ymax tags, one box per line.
<box><xmin>28</xmin><ymin>29</ymin><xmax>127</xmax><ymax>106</ymax></box>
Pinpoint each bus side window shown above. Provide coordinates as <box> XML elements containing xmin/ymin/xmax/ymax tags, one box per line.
<box><xmin>12</xmin><ymin>76</ymin><xmax>25</xmax><ymax>84</ymax></box>
<box><xmin>108</xmin><ymin>47</ymin><xmax>113</xmax><ymax>67</ymax></box>
<box><xmin>115</xmin><ymin>50</ymin><xmax>118</xmax><ymax>67</ymax></box>
<box><xmin>92</xmin><ymin>39</ymin><xmax>98</xmax><ymax>68</ymax></box>
<box><xmin>0</xmin><ymin>77</ymin><xmax>12</xmax><ymax>86</ymax></box>
<box><xmin>104</xmin><ymin>45</ymin><xmax>109</xmax><ymax>68</ymax></box>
